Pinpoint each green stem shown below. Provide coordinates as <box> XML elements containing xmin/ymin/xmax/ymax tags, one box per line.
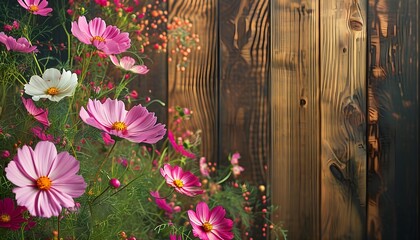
<box><xmin>216</xmin><ymin>171</ymin><xmax>232</xmax><ymax>185</ymax></box>
<box><xmin>93</xmin><ymin>140</ymin><xmax>118</xmax><ymax>183</ymax></box>
<box><xmin>32</xmin><ymin>53</ymin><xmax>42</xmax><ymax>75</ymax></box>
<box><xmin>114</xmin><ymin>74</ymin><xmax>128</xmax><ymax>99</ymax></box>
<box><xmin>90</xmin><ymin>186</ymin><xmax>110</xmax><ymax>204</ymax></box>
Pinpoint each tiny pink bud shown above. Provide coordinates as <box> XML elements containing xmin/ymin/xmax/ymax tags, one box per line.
<box><xmin>109</xmin><ymin>178</ymin><xmax>121</xmax><ymax>188</ymax></box>
<box><xmin>183</xmin><ymin>108</ymin><xmax>191</xmax><ymax>115</ymax></box>
<box><xmin>12</xmin><ymin>21</ymin><xmax>19</xmax><ymax>29</ymax></box>
<box><xmin>1</xmin><ymin>150</ymin><xmax>10</xmax><ymax>158</ymax></box>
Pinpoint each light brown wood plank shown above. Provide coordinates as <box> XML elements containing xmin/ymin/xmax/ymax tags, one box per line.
<box><xmin>167</xmin><ymin>0</ymin><xmax>218</xmax><ymax>162</ymax></box>
<box><xmin>367</xmin><ymin>0</ymin><xmax>419</xmax><ymax>239</ymax></box>
<box><xmin>320</xmin><ymin>0</ymin><xmax>367</xmax><ymax>239</ymax></box>
<box><xmin>271</xmin><ymin>1</ymin><xmax>320</xmax><ymax>239</ymax></box>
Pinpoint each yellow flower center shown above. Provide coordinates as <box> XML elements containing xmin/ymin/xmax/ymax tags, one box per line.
<box><xmin>36</xmin><ymin>176</ymin><xmax>52</xmax><ymax>190</ymax></box>
<box><xmin>202</xmin><ymin>222</ymin><xmax>213</xmax><ymax>232</ymax></box>
<box><xmin>29</xmin><ymin>5</ymin><xmax>39</xmax><ymax>12</ymax></box>
<box><xmin>91</xmin><ymin>36</ymin><xmax>106</xmax><ymax>42</ymax></box>
<box><xmin>112</xmin><ymin>121</ymin><xmax>127</xmax><ymax>131</ymax></box>
<box><xmin>173</xmin><ymin>179</ymin><xmax>184</xmax><ymax>188</ymax></box>
<box><xmin>0</xmin><ymin>214</ymin><xmax>11</xmax><ymax>223</ymax></box>
<box><xmin>46</xmin><ymin>87</ymin><xmax>59</xmax><ymax>96</ymax></box>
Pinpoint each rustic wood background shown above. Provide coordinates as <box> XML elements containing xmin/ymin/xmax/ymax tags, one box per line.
<box><xmin>166</xmin><ymin>0</ymin><xmax>418</xmax><ymax>239</ymax></box>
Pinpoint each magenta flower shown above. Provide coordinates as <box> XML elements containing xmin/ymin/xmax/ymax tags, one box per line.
<box><xmin>5</xmin><ymin>141</ymin><xmax>87</xmax><ymax>218</ymax></box>
<box><xmin>150</xmin><ymin>191</ymin><xmax>173</xmax><ymax>214</ymax></box>
<box><xmin>168</xmin><ymin>131</ymin><xmax>196</xmax><ymax>159</ymax></box>
<box><xmin>160</xmin><ymin>164</ymin><xmax>203</xmax><ymax>197</ymax></box>
<box><xmin>0</xmin><ymin>32</ymin><xmax>37</xmax><ymax>53</ymax></box>
<box><xmin>94</xmin><ymin>0</ymin><xmax>108</xmax><ymax>6</ymax></box>
<box><xmin>22</xmin><ymin>97</ymin><xmax>50</xmax><ymax>127</ymax></box>
<box><xmin>17</xmin><ymin>0</ymin><xmax>53</xmax><ymax>16</ymax></box>
<box><xmin>79</xmin><ymin>98</ymin><xmax>166</xmax><ymax>144</ymax></box>
<box><xmin>0</xmin><ymin>198</ymin><xmax>28</xmax><ymax>230</ymax></box>
<box><xmin>187</xmin><ymin>202</ymin><xmax>234</xmax><ymax>240</ymax></box>
<box><xmin>169</xmin><ymin>234</ymin><xmax>182</xmax><ymax>240</ymax></box>
<box><xmin>109</xmin><ymin>55</ymin><xmax>149</xmax><ymax>74</ymax></box>
<box><xmin>71</xmin><ymin>16</ymin><xmax>131</xmax><ymax>55</ymax></box>
<box><xmin>101</xmin><ymin>132</ymin><xmax>115</xmax><ymax>145</ymax></box>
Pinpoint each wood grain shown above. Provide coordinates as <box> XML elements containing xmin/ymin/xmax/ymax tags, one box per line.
<box><xmin>218</xmin><ymin>0</ymin><xmax>270</xmax><ymax>184</ymax></box>
<box><xmin>167</xmin><ymin>0</ymin><xmax>219</xmax><ymax>162</ymax></box>
<box><xmin>271</xmin><ymin>0</ymin><xmax>320</xmax><ymax>239</ymax></box>
<box><xmin>367</xmin><ymin>0</ymin><xmax>419</xmax><ymax>239</ymax></box>
<box><xmin>320</xmin><ymin>0</ymin><xmax>367</xmax><ymax>239</ymax></box>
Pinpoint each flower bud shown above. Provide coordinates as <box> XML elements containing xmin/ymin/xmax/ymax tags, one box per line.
<box><xmin>109</xmin><ymin>178</ymin><xmax>121</xmax><ymax>188</ymax></box>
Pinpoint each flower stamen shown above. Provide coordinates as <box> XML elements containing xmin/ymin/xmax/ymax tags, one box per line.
<box><xmin>0</xmin><ymin>214</ymin><xmax>11</xmax><ymax>223</ymax></box>
<box><xmin>36</xmin><ymin>176</ymin><xmax>52</xmax><ymax>191</ymax></box>
<box><xmin>29</xmin><ymin>5</ymin><xmax>39</xmax><ymax>12</ymax></box>
<box><xmin>202</xmin><ymin>222</ymin><xmax>213</xmax><ymax>232</ymax></box>
<box><xmin>173</xmin><ymin>179</ymin><xmax>184</xmax><ymax>188</ymax></box>
<box><xmin>46</xmin><ymin>87</ymin><xmax>59</xmax><ymax>95</ymax></box>
<box><xmin>112</xmin><ymin>121</ymin><xmax>127</xmax><ymax>131</ymax></box>
<box><xmin>91</xmin><ymin>36</ymin><xmax>106</xmax><ymax>42</ymax></box>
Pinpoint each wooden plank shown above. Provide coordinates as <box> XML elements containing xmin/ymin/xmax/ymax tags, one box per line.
<box><xmin>367</xmin><ymin>0</ymin><xmax>419</xmax><ymax>239</ymax></box>
<box><xmin>218</xmin><ymin>0</ymin><xmax>270</xmax><ymax>183</ymax></box>
<box><xmin>167</xmin><ymin>0</ymin><xmax>218</xmax><ymax>162</ymax></box>
<box><xmin>271</xmin><ymin>0</ymin><xmax>320</xmax><ymax>239</ymax></box>
<box><xmin>320</xmin><ymin>0</ymin><xmax>367</xmax><ymax>239</ymax></box>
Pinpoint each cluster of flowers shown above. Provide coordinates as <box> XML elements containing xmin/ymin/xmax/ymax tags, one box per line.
<box><xmin>0</xmin><ymin>1</ymin><xmax>274</xmax><ymax>240</ymax></box>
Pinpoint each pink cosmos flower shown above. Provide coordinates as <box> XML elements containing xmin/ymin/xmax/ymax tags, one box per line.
<box><xmin>0</xmin><ymin>198</ymin><xmax>28</xmax><ymax>230</ymax></box>
<box><xmin>168</xmin><ymin>131</ymin><xmax>196</xmax><ymax>159</ymax></box>
<box><xmin>17</xmin><ymin>0</ymin><xmax>53</xmax><ymax>16</ymax></box>
<box><xmin>22</xmin><ymin>97</ymin><xmax>50</xmax><ymax>127</ymax></box>
<box><xmin>150</xmin><ymin>191</ymin><xmax>173</xmax><ymax>214</ymax></box>
<box><xmin>79</xmin><ymin>98</ymin><xmax>166</xmax><ymax>144</ymax></box>
<box><xmin>160</xmin><ymin>164</ymin><xmax>203</xmax><ymax>197</ymax></box>
<box><xmin>71</xmin><ymin>16</ymin><xmax>131</xmax><ymax>55</ymax></box>
<box><xmin>31</xmin><ymin>126</ymin><xmax>55</xmax><ymax>142</ymax></box>
<box><xmin>187</xmin><ymin>202</ymin><xmax>234</xmax><ymax>240</ymax></box>
<box><xmin>5</xmin><ymin>141</ymin><xmax>87</xmax><ymax>218</ymax></box>
<box><xmin>109</xmin><ymin>55</ymin><xmax>149</xmax><ymax>74</ymax></box>
<box><xmin>0</xmin><ymin>32</ymin><xmax>37</xmax><ymax>53</ymax></box>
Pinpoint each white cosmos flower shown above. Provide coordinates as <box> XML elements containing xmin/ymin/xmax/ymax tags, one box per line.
<box><xmin>24</xmin><ymin>68</ymin><xmax>78</xmax><ymax>102</ymax></box>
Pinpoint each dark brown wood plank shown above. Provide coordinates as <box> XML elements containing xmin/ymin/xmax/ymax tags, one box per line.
<box><xmin>367</xmin><ymin>0</ymin><xmax>419</xmax><ymax>239</ymax></box>
<box><xmin>167</xmin><ymin>0</ymin><xmax>218</xmax><ymax>162</ymax></box>
<box><xmin>218</xmin><ymin>2</ymin><xmax>270</xmax><ymax>237</ymax></box>
<box><xmin>218</xmin><ymin>0</ymin><xmax>270</xmax><ymax>184</ymax></box>
<box><xmin>271</xmin><ymin>1</ymin><xmax>320</xmax><ymax>239</ymax></box>
<box><xmin>320</xmin><ymin>0</ymin><xmax>368</xmax><ymax>239</ymax></box>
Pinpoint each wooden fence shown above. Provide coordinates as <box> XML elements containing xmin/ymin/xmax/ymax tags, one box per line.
<box><xmin>163</xmin><ymin>0</ymin><xmax>418</xmax><ymax>239</ymax></box>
